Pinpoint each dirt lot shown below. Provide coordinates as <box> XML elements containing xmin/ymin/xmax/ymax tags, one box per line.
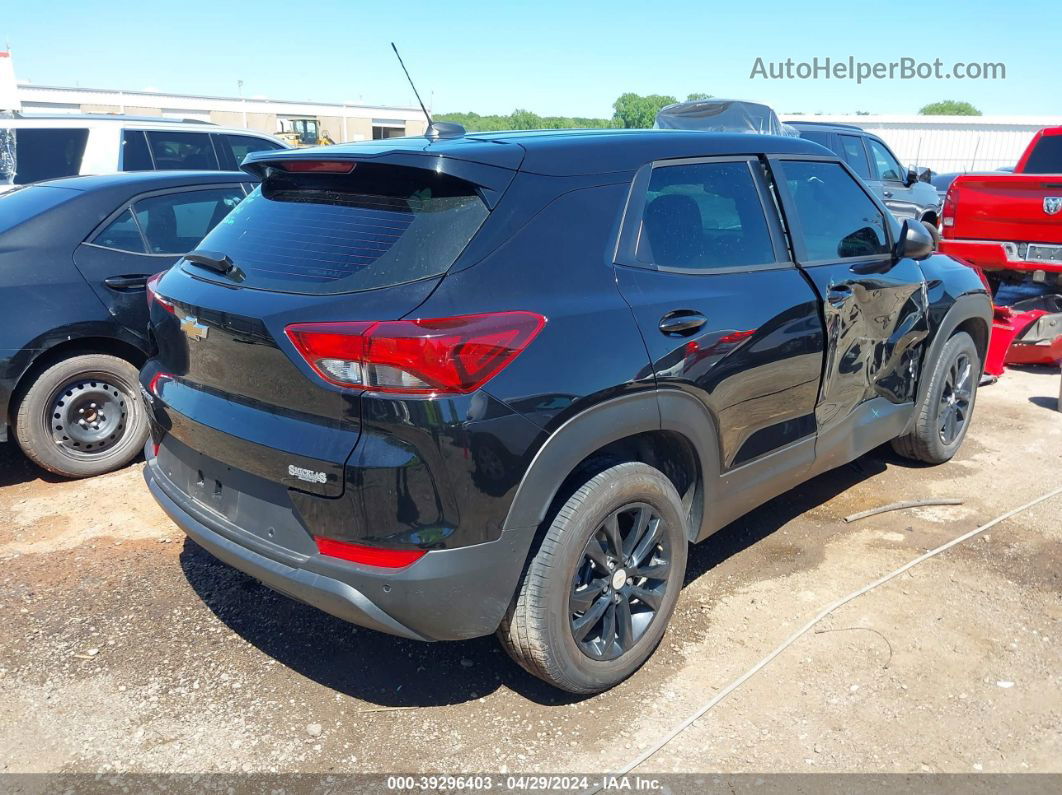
<box><xmin>0</xmin><ymin>367</ymin><xmax>1059</xmax><ymax>775</ymax></box>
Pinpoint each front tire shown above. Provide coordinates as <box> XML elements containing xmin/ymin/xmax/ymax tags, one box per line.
<box><xmin>14</xmin><ymin>354</ymin><xmax>149</xmax><ymax>478</ymax></box>
<box><xmin>498</xmin><ymin>462</ymin><xmax>688</xmax><ymax>694</ymax></box>
<box><xmin>891</xmin><ymin>331</ymin><xmax>979</xmax><ymax>464</ymax></box>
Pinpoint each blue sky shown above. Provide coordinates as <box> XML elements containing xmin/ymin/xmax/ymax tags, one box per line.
<box><xmin>4</xmin><ymin>0</ymin><xmax>1057</xmax><ymax>117</ymax></box>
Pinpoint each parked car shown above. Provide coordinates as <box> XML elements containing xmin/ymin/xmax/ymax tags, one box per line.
<box><xmin>0</xmin><ymin>114</ymin><xmax>287</xmax><ymax>190</ymax></box>
<box><xmin>0</xmin><ymin>171</ymin><xmax>255</xmax><ymax>477</ymax></box>
<box><xmin>789</xmin><ymin>122</ymin><xmax>941</xmax><ymax>230</ymax></box>
<box><xmin>142</xmin><ymin>130</ymin><xmax>991</xmax><ymax>693</ymax></box>
<box><xmin>940</xmin><ymin>126</ymin><xmax>1062</xmax><ymax>292</ymax></box>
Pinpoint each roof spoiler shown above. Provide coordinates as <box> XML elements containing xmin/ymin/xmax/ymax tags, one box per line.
<box><xmin>240</xmin><ymin>149</ymin><xmax>517</xmax><ymax>209</ymax></box>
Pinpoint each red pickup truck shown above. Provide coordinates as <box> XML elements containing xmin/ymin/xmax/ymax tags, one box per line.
<box><xmin>940</xmin><ymin>127</ymin><xmax>1062</xmax><ymax>374</ymax></box>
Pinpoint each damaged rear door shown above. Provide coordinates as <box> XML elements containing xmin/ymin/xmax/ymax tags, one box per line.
<box><xmin>770</xmin><ymin>156</ymin><xmax>928</xmax><ymax>435</ymax></box>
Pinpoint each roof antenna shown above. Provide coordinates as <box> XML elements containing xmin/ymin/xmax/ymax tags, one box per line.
<box><xmin>390</xmin><ymin>42</ymin><xmax>464</xmax><ymax>140</ymax></box>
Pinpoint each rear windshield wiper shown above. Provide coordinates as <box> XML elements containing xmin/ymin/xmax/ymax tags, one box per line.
<box><xmin>184</xmin><ymin>250</ymin><xmax>245</xmax><ymax>283</ymax></box>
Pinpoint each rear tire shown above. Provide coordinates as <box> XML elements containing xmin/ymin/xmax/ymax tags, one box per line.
<box><xmin>498</xmin><ymin>462</ymin><xmax>688</xmax><ymax>694</ymax></box>
<box><xmin>14</xmin><ymin>354</ymin><xmax>148</xmax><ymax>478</ymax></box>
<box><xmin>891</xmin><ymin>332</ymin><xmax>979</xmax><ymax>464</ymax></box>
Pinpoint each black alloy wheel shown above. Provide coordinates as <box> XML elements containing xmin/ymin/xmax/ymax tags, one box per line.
<box><xmin>938</xmin><ymin>352</ymin><xmax>973</xmax><ymax>445</ymax></box>
<box><xmin>569</xmin><ymin>503</ymin><xmax>672</xmax><ymax>660</ymax></box>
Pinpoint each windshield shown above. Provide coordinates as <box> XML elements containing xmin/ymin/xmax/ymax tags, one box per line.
<box><xmin>187</xmin><ymin>162</ymin><xmax>489</xmax><ymax>294</ymax></box>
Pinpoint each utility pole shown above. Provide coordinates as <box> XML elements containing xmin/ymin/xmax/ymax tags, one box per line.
<box><xmin>237</xmin><ymin>79</ymin><xmax>247</xmax><ymax>128</ymax></box>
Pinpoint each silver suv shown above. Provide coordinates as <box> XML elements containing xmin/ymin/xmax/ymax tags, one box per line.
<box><xmin>789</xmin><ymin>121</ymin><xmax>941</xmax><ymax>231</ymax></box>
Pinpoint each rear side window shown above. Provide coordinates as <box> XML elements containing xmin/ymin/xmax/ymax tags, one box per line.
<box><xmin>121</xmin><ymin>130</ymin><xmax>154</xmax><ymax>171</ymax></box>
<box><xmin>93</xmin><ymin>209</ymin><xmax>145</xmax><ymax>252</ymax></box>
<box><xmin>12</xmin><ymin>128</ymin><xmax>89</xmax><ymax>184</ymax></box>
<box><xmin>798</xmin><ymin>130</ymin><xmax>829</xmax><ymax>148</ymax></box>
<box><xmin>838</xmin><ymin>134</ymin><xmax>871</xmax><ymax>180</ymax></box>
<box><xmin>782</xmin><ymin>160</ymin><xmax>889</xmax><ymax>261</ymax></box>
<box><xmin>1023</xmin><ymin>135</ymin><xmax>1062</xmax><ymax>173</ymax></box>
<box><xmin>189</xmin><ymin>163</ymin><xmax>489</xmax><ymax>294</ymax></box>
<box><xmin>636</xmin><ymin>161</ymin><xmax>775</xmax><ymax>270</ymax></box>
<box><xmin>133</xmin><ymin>188</ymin><xmax>245</xmax><ymax>254</ymax></box>
<box><xmin>144</xmin><ymin>131</ymin><xmax>219</xmax><ymax>170</ymax></box>
<box><xmin>221</xmin><ymin>134</ymin><xmax>284</xmax><ymax>166</ymax></box>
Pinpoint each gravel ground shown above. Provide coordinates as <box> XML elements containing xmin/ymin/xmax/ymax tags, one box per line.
<box><xmin>0</xmin><ymin>366</ymin><xmax>1059</xmax><ymax>775</ymax></box>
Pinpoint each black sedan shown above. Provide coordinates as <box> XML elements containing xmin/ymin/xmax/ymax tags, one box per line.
<box><xmin>0</xmin><ymin>170</ymin><xmax>254</xmax><ymax>477</ymax></box>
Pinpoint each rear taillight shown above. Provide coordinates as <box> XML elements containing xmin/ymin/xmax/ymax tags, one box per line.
<box><xmin>942</xmin><ymin>183</ymin><xmax>959</xmax><ymax>228</ymax></box>
<box><xmin>314</xmin><ymin>537</ymin><xmax>426</xmax><ymax>568</ymax></box>
<box><xmin>146</xmin><ymin>271</ymin><xmax>175</xmax><ymax>314</ymax></box>
<box><xmin>285</xmin><ymin>312</ymin><xmax>546</xmax><ymax>395</ymax></box>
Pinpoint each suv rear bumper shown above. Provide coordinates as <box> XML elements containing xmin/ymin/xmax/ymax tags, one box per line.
<box><xmin>145</xmin><ymin>456</ymin><xmax>532</xmax><ymax>642</ymax></box>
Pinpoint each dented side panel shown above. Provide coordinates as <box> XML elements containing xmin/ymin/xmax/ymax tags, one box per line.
<box><xmin>799</xmin><ymin>258</ymin><xmax>928</xmax><ymax>432</ymax></box>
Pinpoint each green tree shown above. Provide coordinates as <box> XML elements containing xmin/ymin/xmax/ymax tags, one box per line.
<box><xmin>686</xmin><ymin>92</ymin><xmax>712</xmax><ymax>101</ymax></box>
<box><xmin>435</xmin><ymin>110</ymin><xmax>617</xmax><ymax>132</ymax></box>
<box><xmin>918</xmin><ymin>100</ymin><xmax>981</xmax><ymax>116</ymax></box>
<box><xmin>612</xmin><ymin>93</ymin><xmax>678</xmax><ymax>128</ymax></box>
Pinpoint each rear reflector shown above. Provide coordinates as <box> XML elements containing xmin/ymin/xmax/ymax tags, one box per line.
<box><xmin>315</xmin><ymin>537</ymin><xmax>427</xmax><ymax>568</ymax></box>
<box><xmin>146</xmin><ymin>271</ymin><xmax>175</xmax><ymax>314</ymax></box>
<box><xmin>285</xmin><ymin>312</ymin><xmax>546</xmax><ymax>395</ymax></box>
<box><xmin>276</xmin><ymin>160</ymin><xmax>356</xmax><ymax>174</ymax></box>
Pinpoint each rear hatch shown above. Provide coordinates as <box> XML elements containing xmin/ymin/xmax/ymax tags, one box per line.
<box><xmin>945</xmin><ymin>173</ymin><xmax>1062</xmax><ymax>247</ymax></box>
<box><xmin>146</xmin><ymin>142</ymin><xmax>522</xmax><ymax>503</ymax></box>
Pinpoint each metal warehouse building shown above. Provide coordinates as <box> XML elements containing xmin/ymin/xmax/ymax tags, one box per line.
<box><xmin>12</xmin><ymin>83</ymin><xmax>1062</xmax><ymax>174</ymax></box>
<box><xmin>15</xmin><ymin>83</ymin><xmax>429</xmax><ymax>142</ymax></box>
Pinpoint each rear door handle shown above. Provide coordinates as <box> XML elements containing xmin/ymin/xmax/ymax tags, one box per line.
<box><xmin>659</xmin><ymin>310</ymin><xmax>707</xmax><ymax>336</ymax></box>
<box><xmin>104</xmin><ymin>275</ymin><xmax>148</xmax><ymax>291</ymax></box>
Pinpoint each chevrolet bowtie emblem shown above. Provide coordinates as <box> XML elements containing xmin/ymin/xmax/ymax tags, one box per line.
<box><xmin>180</xmin><ymin>315</ymin><xmax>209</xmax><ymax>341</ymax></box>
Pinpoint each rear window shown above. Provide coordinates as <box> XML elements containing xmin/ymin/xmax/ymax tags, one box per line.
<box><xmin>188</xmin><ymin>163</ymin><xmax>489</xmax><ymax>294</ymax></box>
<box><xmin>798</xmin><ymin>130</ymin><xmax>829</xmax><ymax>147</ymax></box>
<box><xmin>144</xmin><ymin>131</ymin><xmax>219</xmax><ymax>170</ymax></box>
<box><xmin>9</xmin><ymin>128</ymin><xmax>89</xmax><ymax>184</ymax></box>
<box><xmin>1023</xmin><ymin>135</ymin><xmax>1062</xmax><ymax>173</ymax></box>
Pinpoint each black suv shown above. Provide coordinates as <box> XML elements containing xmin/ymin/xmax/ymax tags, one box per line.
<box><xmin>142</xmin><ymin>130</ymin><xmax>991</xmax><ymax>693</ymax></box>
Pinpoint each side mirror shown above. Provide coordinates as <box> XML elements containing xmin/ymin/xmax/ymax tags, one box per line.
<box><xmin>916</xmin><ymin>166</ymin><xmax>934</xmax><ymax>184</ymax></box>
<box><xmin>896</xmin><ymin>219</ymin><xmax>935</xmax><ymax>261</ymax></box>
<box><xmin>905</xmin><ymin>165</ymin><xmax>919</xmax><ymax>186</ymax></box>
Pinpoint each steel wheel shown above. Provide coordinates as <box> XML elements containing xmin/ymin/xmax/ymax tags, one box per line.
<box><xmin>569</xmin><ymin>502</ymin><xmax>671</xmax><ymax>661</ymax></box>
<box><xmin>938</xmin><ymin>352</ymin><xmax>972</xmax><ymax>445</ymax></box>
<box><xmin>46</xmin><ymin>373</ymin><xmax>131</xmax><ymax>458</ymax></box>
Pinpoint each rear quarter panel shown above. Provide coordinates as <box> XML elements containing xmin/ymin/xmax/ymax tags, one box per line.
<box><xmin>0</xmin><ymin>251</ymin><xmax>122</xmax><ymax>424</ymax></box>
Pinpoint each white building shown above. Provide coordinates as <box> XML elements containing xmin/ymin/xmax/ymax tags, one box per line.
<box><xmin>13</xmin><ymin>82</ymin><xmax>1061</xmax><ymax>173</ymax></box>
<box><xmin>783</xmin><ymin>114</ymin><xmax>1062</xmax><ymax>174</ymax></box>
<box><xmin>15</xmin><ymin>83</ymin><xmax>428</xmax><ymax>143</ymax></box>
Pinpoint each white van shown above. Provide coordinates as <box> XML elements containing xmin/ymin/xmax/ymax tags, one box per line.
<box><xmin>0</xmin><ymin>114</ymin><xmax>288</xmax><ymax>189</ymax></box>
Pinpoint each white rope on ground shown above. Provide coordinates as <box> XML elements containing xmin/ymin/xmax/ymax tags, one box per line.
<box><xmin>587</xmin><ymin>484</ymin><xmax>1062</xmax><ymax>789</ymax></box>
